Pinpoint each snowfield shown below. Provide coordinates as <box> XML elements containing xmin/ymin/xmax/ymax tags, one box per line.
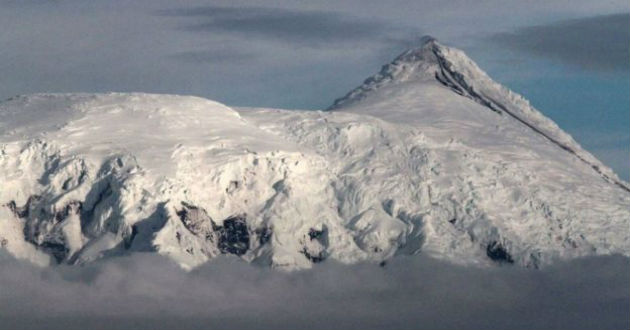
<box><xmin>1</xmin><ymin>38</ymin><xmax>628</xmax><ymax>270</ymax></box>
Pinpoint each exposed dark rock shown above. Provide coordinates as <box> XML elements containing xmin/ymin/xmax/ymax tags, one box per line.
<box><xmin>300</xmin><ymin>225</ymin><xmax>328</xmax><ymax>263</ymax></box>
<box><xmin>5</xmin><ymin>201</ymin><xmax>18</xmax><ymax>216</ymax></box>
<box><xmin>256</xmin><ymin>226</ymin><xmax>272</xmax><ymax>245</ymax></box>
<box><xmin>59</xmin><ymin>164</ymin><xmax>88</xmax><ymax>191</ymax></box>
<box><xmin>54</xmin><ymin>201</ymin><xmax>82</xmax><ymax>222</ymax></box>
<box><xmin>301</xmin><ymin>248</ymin><xmax>326</xmax><ymax>263</ymax></box>
<box><xmin>226</xmin><ymin>180</ymin><xmax>240</xmax><ymax>194</ymax></box>
<box><xmin>61</xmin><ymin>177</ymin><xmax>73</xmax><ymax>191</ymax></box>
<box><xmin>486</xmin><ymin>241</ymin><xmax>514</xmax><ymax>264</ymax></box>
<box><xmin>124</xmin><ymin>225</ymin><xmax>138</xmax><ymax>249</ymax></box>
<box><xmin>432</xmin><ymin>44</ymin><xmax>503</xmax><ymax>114</ymax></box>
<box><xmin>40</xmin><ymin>241</ymin><xmax>69</xmax><ymax>263</ymax></box>
<box><xmin>308</xmin><ymin>228</ymin><xmax>325</xmax><ymax>241</ymax></box>
<box><xmin>6</xmin><ymin>195</ymin><xmax>41</xmax><ymax>219</ymax></box>
<box><xmin>78</xmin><ymin>169</ymin><xmax>87</xmax><ymax>184</ymax></box>
<box><xmin>175</xmin><ymin>201</ymin><xmax>213</xmax><ymax>236</ymax></box>
<box><xmin>216</xmin><ymin>214</ymin><xmax>249</xmax><ymax>256</ymax></box>
<box><xmin>17</xmin><ymin>199</ymin><xmax>83</xmax><ymax>263</ymax></box>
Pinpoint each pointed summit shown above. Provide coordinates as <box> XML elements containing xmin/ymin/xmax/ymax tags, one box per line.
<box><xmin>388</xmin><ymin>35</ymin><xmax>441</xmax><ymax>66</ymax></box>
<box><xmin>327</xmin><ymin>36</ymin><xmax>630</xmax><ymax>193</ymax></box>
<box><xmin>328</xmin><ymin>36</ymin><xmax>504</xmax><ymax>112</ymax></box>
<box><xmin>328</xmin><ymin>35</ymin><xmax>446</xmax><ymax>110</ymax></box>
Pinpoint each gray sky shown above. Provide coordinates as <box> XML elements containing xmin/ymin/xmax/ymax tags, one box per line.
<box><xmin>1</xmin><ymin>0</ymin><xmax>627</xmax><ymax>107</ymax></box>
<box><xmin>0</xmin><ymin>1</ymin><xmax>628</xmax><ymax>178</ymax></box>
<box><xmin>491</xmin><ymin>14</ymin><xmax>629</xmax><ymax>71</ymax></box>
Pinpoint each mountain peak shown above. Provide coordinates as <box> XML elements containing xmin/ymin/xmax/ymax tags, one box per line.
<box><xmin>328</xmin><ymin>36</ymin><xmax>630</xmax><ymax>193</ymax></box>
<box><xmin>394</xmin><ymin>35</ymin><xmax>441</xmax><ymax>62</ymax></box>
<box><xmin>327</xmin><ymin>36</ymin><xmax>463</xmax><ymax>110</ymax></box>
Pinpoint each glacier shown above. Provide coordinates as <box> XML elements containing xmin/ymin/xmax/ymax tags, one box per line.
<box><xmin>0</xmin><ymin>37</ymin><xmax>628</xmax><ymax>270</ymax></box>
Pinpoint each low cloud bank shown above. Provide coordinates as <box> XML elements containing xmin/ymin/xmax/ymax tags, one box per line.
<box><xmin>0</xmin><ymin>252</ymin><xmax>628</xmax><ymax>330</ymax></box>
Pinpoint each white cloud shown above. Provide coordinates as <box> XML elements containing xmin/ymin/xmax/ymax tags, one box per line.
<box><xmin>0</xmin><ymin>252</ymin><xmax>628</xmax><ymax>330</ymax></box>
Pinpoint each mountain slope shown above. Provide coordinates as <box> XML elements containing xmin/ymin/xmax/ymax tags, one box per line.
<box><xmin>329</xmin><ymin>36</ymin><xmax>628</xmax><ymax>192</ymax></box>
<box><xmin>0</xmin><ymin>38</ymin><xmax>628</xmax><ymax>270</ymax></box>
<box><xmin>0</xmin><ymin>93</ymin><xmax>337</xmax><ymax>269</ymax></box>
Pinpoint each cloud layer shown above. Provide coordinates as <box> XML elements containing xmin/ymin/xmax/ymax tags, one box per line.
<box><xmin>1</xmin><ymin>252</ymin><xmax>628</xmax><ymax>330</ymax></box>
<box><xmin>491</xmin><ymin>14</ymin><xmax>630</xmax><ymax>72</ymax></box>
<box><xmin>158</xmin><ymin>6</ymin><xmax>402</xmax><ymax>46</ymax></box>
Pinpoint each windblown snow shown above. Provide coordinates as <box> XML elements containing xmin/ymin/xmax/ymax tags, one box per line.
<box><xmin>1</xmin><ymin>37</ymin><xmax>628</xmax><ymax>270</ymax></box>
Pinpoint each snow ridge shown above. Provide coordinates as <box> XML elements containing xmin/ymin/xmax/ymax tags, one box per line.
<box><xmin>329</xmin><ymin>36</ymin><xmax>629</xmax><ymax>193</ymax></box>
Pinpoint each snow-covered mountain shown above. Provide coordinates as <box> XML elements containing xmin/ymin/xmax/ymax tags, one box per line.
<box><xmin>1</xmin><ymin>37</ymin><xmax>628</xmax><ymax>270</ymax></box>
